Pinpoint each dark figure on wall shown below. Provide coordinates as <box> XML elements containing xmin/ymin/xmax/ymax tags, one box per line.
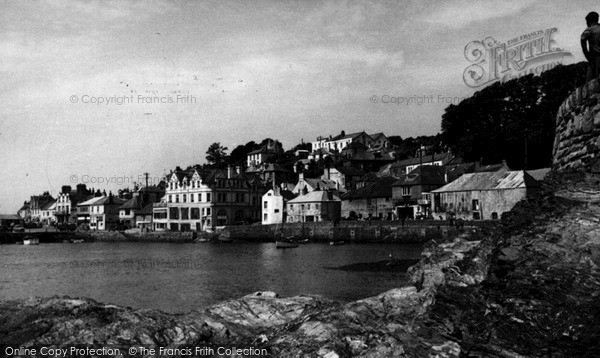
<box><xmin>581</xmin><ymin>11</ymin><xmax>600</xmax><ymax>80</ymax></box>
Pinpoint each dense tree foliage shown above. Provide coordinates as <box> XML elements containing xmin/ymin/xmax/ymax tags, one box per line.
<box><xmin>205</xmin><ymin>142</ymin><xmax>228</xmax><ymax>168</ymax></box>
<box><xmin>441</xmin><ymin>62</ymin><xmax>589</xmax><ymax>169</ymax></box>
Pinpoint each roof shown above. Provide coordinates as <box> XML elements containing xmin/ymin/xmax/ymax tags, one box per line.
<box><xmin>341</xmin><ymin>177</ymin><xmax>397</xmax><ymax>199</ymax></box>
<box><xmin>394</xmin><ymin>165</ymin><xmax>447</xmax><ymax>187</ymax></box>
<box><xmin>526</xmin><ymin>168</ymin><xmax>551</xmax><ymax>181</ymax></box>
<box><xmin>136</xmin><ymin>203</ymin><xmax>154</xmax><ymax>216</ymax></box>
<box><xmin>0</xmin><ymin>214</ymin><xmax>22</xmax><ymax>220</ymax></box>
<box><xmin>119</xmin><ymin>196</ymin><xmax>142</xmax><ymax>210</ymax></box>
<box><xmin>330</xmin><ymin>131</ymin><xmax>365</xmax><ymax>141</ymax></box>
<box><xmin>432</xmin><ymin>169</ymin><xmax>539</xmax><ymax>193</ymax></box>
<box><xmin>304</xmin><ymin>178</ymin><xmax>339</xmax><ymax>191</ymax></box>
<box><xmin>288</xmin><ymin>190</ymin><xmax>341</xmax><ymax>203</ymax></box>
<box><xmin>40</xmin><ymin>200</ymin><xmax>57</xmax><ymax>210</ymax></box>
<box><xmin>334</xmin><ymin>166</ymin><xmax>366</xmax><ymax>177</ymax></box>
<box><xmin>394</xmin><ymin>152</ymin><xmax>453</xmax><ymax>167</ymax></box>
<box><xmin>77</xmin><ymin>196</ymin><xmax>126</xmax><ymax>206</ymax></box>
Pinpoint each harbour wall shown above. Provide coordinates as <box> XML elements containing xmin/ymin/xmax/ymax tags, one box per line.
<box><xmin>553</xmin><ymin>77</ymin><xmax>600</xmax><ymax>171</ymax></box>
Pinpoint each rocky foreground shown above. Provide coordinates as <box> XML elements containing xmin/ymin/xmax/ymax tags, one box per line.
<box><xmin>1</xmin><ymin>172</ymin><xmax>600</xmax><ymax>357</ymax></box>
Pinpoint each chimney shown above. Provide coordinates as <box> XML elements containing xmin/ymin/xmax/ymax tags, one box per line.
<box><xmin>235</xmin><ymin>166</ymin><xmax>241</xmax><ymax>174</ymax></box>
<box><xmin>61</xmin><ymin>185</ymin><xmax>72</xmax><ymax>194</ymax></box>
<box><xmin>76</xmin><ymin>184</ymin><xmax>87</xmax><ymax>195</ymax></box>
<box><xmin>501</xmin><ymin>160</ymin><xmax>508</xmax><ymax>169</ymax></box>
<box><xmin>227</xmin><ymin>165</ymin><xmax>233</xmax><ymax>179</ymax></box>
<box><xmin>298</xmin><ymin>172</ymin><xmax>304</xmax><ymax>183</ymax></box>
<box><xmin>341</xmin><ymin>130</ymin><xmax>345</xmax><ymax>137</ymax></box>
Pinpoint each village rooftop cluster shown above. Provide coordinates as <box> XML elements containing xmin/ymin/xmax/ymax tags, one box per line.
<box><xmin>3</xmin><ymin>130</ymin><xmax>551</xmax><ymax>232</ymax></box>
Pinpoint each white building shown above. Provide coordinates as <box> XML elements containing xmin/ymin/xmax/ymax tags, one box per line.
<box><xmin>261</xmin><ymin>187</ymin><xmax>297</xmax><ymax>225</ymax></box>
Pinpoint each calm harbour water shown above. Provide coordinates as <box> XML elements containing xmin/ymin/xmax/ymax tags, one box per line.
<box><xmin>0</xmin><ymin>242</ymin><xmax>422</xmax><ymax>313</ymax></box>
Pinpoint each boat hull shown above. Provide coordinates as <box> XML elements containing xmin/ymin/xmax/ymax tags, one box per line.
<box><xmin>276</xmin><ymin>241</ymin><xmax>298</xmax><ymax>248</ymax></box>
<box><xmin>23</xmin><ymin>238</ymin><xmax>39</xmax><ymax>245</ymax></box>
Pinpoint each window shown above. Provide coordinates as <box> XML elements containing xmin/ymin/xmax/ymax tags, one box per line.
<box><xmin>190</xmin><ymin>194</ymin><xmax>194</xmax><ymax>203</ymax></box>
<box><xmin>183</xmin><ymin>194</ymin><xmax>187</xmax><ymax>203</ymax></box>
<box><xmin>263</xmin><ymin>201</ymin><xmax>268</xmax><ymax>209</ymax></box>
<box><xmin>175</xmin><ymin>195</ymin><xmax>180</xmax><ymax>203</ymax></box>
<box><xmin>402</xmin><ymin>187</ymin><xmax>410</xmax><ymax>196</ymax></box>
<box><xmin>191</xmin><ymin>208</ymin><xmax>200</xmax><ymax>219</ymax></box>
<box><xmin>181</xmin><ymin>208</ymin><xmax>189</xmax><ymax>220</ymax></box>
<box><xmin>168</xmin><ymin>195</ymin><xmax>172</xmax><ymax>203</ymax></box>
<box><xmin>169</xmin><ymin>207</ymin><xmax>179</xmax><ymax>219</ymax></box>
<box><xmin>206</xmin><ymin>207</ymin><xmax>211</xmax><ymax>215</ymax></box>
<box><xmin>207</xmin><ymin>193</ymin><xmax>211</xmax><ymax>202</ymax></box>
<box><xmin>264</xmin><ymin>213</ymin><xmax>268</xmax><ymax>221</ymax></box>
<box><xmin>491</xmin><ymin>212</ymin><xmax>498</xmax><ymax>220</ymax></box>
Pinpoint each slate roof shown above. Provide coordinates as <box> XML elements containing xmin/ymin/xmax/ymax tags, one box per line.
<box><xmin>432</xmin><ymin>169</ymin><xmax>540</xmax><ymax>193</ymax></box>
<box><xmin>288</xmin><ymin>190</ymin><xmax>341</xmax><ymax>203</ymax></box>
<box><xmin>78</xmin><ymin>196</ymin><xmax>126</xmax><ymax>206</ymax></box>
<box><xmin>341</xmin><ymin>177</ymin><xmax>397</xmax><ymax>199</ymax></box>
<box><xmin>526</xmin><ymin>168</ymin><xmax>551</xmax><ymax>182</ymax></box>
<box><xmin>393</xmin><ymin>165</ymin><xmax>447</xmax><ymax>187</ymax></box>
<box><xmin>136</xmin><ymin>203</ymin><xmax>154</xmax><ymax>216</ymax></box>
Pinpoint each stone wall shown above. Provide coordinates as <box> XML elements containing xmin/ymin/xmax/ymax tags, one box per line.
<box><xmin>553</xmin><ymin>78</ymin><xmax>600</xmax><ymax>171</ymax></box>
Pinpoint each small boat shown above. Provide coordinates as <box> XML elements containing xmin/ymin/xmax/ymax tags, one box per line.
<box><xmin>23</xmin><ymin>236</ymin><xmax>39</xmax><ymax>245</ymax></box>
<box><xmin>329</xmin><ymin>240</ymin><xmax>345</xmax><ymax>246</ymax></box>
<box><xmin>297</xmin><ymin>238</ymin><xmax>310</xmax><ymax>244</ymax></box>
<box><xmin>276</xmin><ymin>238</ymin><xmax>298</xmax><ymax>248</ymax></box>
<box><xmin>71</xmin><ymin>239</ymin><xmax>85</xmax><ymax>243</ymax></box>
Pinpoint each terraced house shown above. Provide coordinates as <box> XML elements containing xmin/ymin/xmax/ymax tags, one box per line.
<box><xmin>154</xmin><ymin>166</ymin><xmax>265</xmax><ymax>231</ymax></box>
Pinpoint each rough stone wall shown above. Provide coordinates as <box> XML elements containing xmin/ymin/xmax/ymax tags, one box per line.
<box><xmin>553</xmin><ymin>78</ymin><xmax>600</xmax><ymax>171</ymax></box>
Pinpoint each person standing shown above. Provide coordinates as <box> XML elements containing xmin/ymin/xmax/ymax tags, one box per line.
<box><xmin>581</xmin><ymin>12</ymin><xmax>600</xmax><ymax>80</ymax></box>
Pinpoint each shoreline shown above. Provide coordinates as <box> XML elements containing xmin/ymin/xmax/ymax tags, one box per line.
<box><xmin>2</xmin><ymin>171</ymin><xmax>599</xmax><ymax>356</ymax></box>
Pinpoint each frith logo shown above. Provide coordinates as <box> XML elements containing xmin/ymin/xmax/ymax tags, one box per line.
<box><xmin>463</xmin><ymin>28</ymin><xmax>572</xmax><ymax>88</ymax></box>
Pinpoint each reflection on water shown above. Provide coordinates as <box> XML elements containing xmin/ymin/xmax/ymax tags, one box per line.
<box><xmin>0</xmin><ymin>242</ymin><xmax>422</xmax><ymax>313</ymax></box>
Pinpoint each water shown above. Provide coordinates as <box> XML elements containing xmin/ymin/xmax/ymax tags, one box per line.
<box><xmin>0</xmin><ymin>242</ymin><xmax>422</xmax><ymax>313</ymax></box>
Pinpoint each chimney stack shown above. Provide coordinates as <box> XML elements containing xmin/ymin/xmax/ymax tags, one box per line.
<box><xmin>235</xmin><ymin>166</ymin><xmax>241</xmax><ymax>174</ymax></box>
<box><xmin>227</xmin><ymin>165</ymin><xmax>233</xmax><ymax>179</ymax></box>
<box><xmin>61</xmin><ymin>185</ymin><xmax>72</xmax><ymax>194</ymax></box>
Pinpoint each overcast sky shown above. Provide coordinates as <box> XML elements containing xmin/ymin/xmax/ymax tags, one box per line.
<box><xmin>0</xmin><ymin>0</ymin><xmax>594</xmax><ymax>212</ymax></box>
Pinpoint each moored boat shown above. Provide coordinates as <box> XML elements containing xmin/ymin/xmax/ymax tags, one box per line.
<box><xmin>276</xmin><ymin>238</ymin><xmax>298</xmax><ymax>248</ymax></box>
<box><xmin>329</xmin><ymin>240</ymin><xmax>345</xmax><ymax>246</ymax></box>
<box><xmin>23</xmin><ymin>236</ymin><xmax>39</xmax><ymax>245</ymax></box>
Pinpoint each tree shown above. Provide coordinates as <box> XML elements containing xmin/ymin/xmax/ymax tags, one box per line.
<box><xmin>441</xmin><ymin>62</ymin><xmax>589</xmax><ymax>169</ymax></box>
<box><xmin>206</xmin><ymin>142</ymin><xmax>228</xmax><ymax>168</ymax></box>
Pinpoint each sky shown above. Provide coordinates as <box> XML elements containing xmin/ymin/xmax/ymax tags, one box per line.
<box><xmin>0</xmin><ymin>0</ymin><xmax>595</xmax><ymax>212</ymax></box>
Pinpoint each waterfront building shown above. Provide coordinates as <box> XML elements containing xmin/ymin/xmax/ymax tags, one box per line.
<box><xmin>286</xmin><ymin>189</ymin><xmax>341</xmax><ymax>223</ymax></box>
<box><xmin>28</xmin><ymin>192</ymin><xmax>54</xmax><ymax>223</ymax></box>
<box><xmin>17</xmin><ymin>202</ymin><xmax>30</xmax><ymax>220</ymax></box>
<box><xmin>0</xmin><ymin>214</ymin><xmax>23</xmax><ymax>230</ymax></box>
<box><xmin>392</xmin><ymin>165</ymin><xmax>448</xmax><ymax>219</ymax></box>
<box><xmin>340</xmin><ymin>176</ymin><xmax>397</xmax><ymax>220</ymax></box>
<box><xmin>153</xmin><ymin>166</ymin><xmax>265</xmax><ymax>231</ymax></box>
<box><xmin>77</xmin><ymin>195</ymin><xmax>126</xmax><ymax>230</ymax></box>
<box><xmin>134</xmin><ymin>203</ymin><xmax>154</xmax><ymax>231</ymax></box>
<box><xmin>431</xmin><ymin>167</ymin><xmax>540</xmax><ymax>220</ymax></box>
<box><xmin>40</xmin><ymin>200</ymin><xmax>57</xmax><ymax>225</ymax></box>
<box><xmin>55</xmin><ymin>184</ymin><xmax>93</xmax><ymax>224</ymax></box>
<box><xmin>118</xmin><ymin>185</ymin><xmax>165</xmax><ymax>228</ymax></box>
<box><xmin>261</xmin><ymin>186</ymin><xmax>297</xmax><ymax>225</ymax></box>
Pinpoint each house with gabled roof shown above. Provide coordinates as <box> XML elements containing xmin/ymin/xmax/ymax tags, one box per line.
<box><xmin>77</xmin><ymin>195</ymin><xmax>126</xmax><ymax>230</ymax></box>
<box><xmin>340</xmin><ymin>176</ymin><xmax>397</xmax><ymax>220</ymax></box>
<box><xmin>154</xmin><ymin>165</ymin><xmax>265</xmax><ymax>231</ymax></box>
<box><xmin>286</xmin><ymin>189</ymin><xmax>341</xmax><ymax>223</ymax></box>
<box><xmin>431</xmin><ymin>167</ymin><xmax>540</xmax><ymax>220</ymax></box>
